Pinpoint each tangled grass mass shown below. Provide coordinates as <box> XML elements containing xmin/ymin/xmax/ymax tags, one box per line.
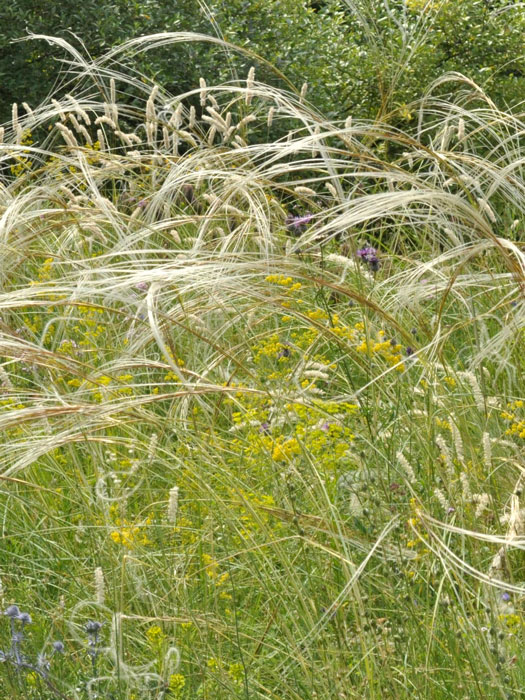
<box><xmin>0</xmin><ymin>32</ymin><xmax>524</xmax><ymax>699</ymax></box>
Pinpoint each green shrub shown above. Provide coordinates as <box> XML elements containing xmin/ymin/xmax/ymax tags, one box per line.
<box><xmin>1</xmin><ymin>1</ymin><xmax>524</xmax><ymax>128</ymax></box>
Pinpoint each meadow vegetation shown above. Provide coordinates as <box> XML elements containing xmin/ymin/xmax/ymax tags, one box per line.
<box><xmin>0</xmin><ymin>25</ymin><xmax>524</xmax><ymax>700</ymax></box>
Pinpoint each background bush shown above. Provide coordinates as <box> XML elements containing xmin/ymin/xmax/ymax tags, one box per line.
<box><xmin>1</xmin><ymin>0</ymin><xmax>524</xmax><ymax>126</ymax></box>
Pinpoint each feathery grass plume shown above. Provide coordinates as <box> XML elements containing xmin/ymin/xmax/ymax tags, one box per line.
<box><xmin>65</xmin><ymin>93</ymin><xmax>91</xmax><ymax>124</ymax></box>
<box><xmin>482</xmin><ymin>432</ymin><xmax>491</xmax><ymax>466</ymax></box>
<box><xmin>434</xmin><ymin>488</ymin><xmax>451</xmax><ymax>512</ymax></box>
<box><xmin>473</xmin><ymin>493</ymin><xmax>490</xmax><ymax>519</ymax></box>
<box><xmin>55</xmin><ymin>122</ymin><xmax>78</xmax><ymax>148</ymax></box>
<box><xmin>435</xmin><ymin>435</ymin><xmax>454</xmax><ymax>476</ymax></box>
<box><xmin>396</xmin><ymin>451</ymin><xmax>416</xmax><ymax>482</ymax></box>
<box><xmin>459</xmin><ymin>472</ymin><xmax>471</xmax><ymax>502</ymax></box>
<box><xmin>325</xmin><ymin>182</ymin><xmax>338</xmax><ymax>199</ymax></box>
<box><xmin>11</xmin><ymin>103</ymin><xmax>18</xmax><ymax>133</ymax></box>
<box><xmin>189</xmin><ymin>105</ymin><xmax>196</xmax><ymax>129</ymax></box>
<box><xmin>168</xmin><ymin>486</ymin><xmax>179</xmax><ymax>524</ymax></box>
<box><xmin>450</xmin><ymin>420</ymin><xmax>464</xmax><ymax>463</ymax></box>
<box><xmin>21</xmin><ymin>102</ymin><xmax>34</xmax><ymax>121</ymax></box>
<box><xmin>476</xmin><ymin>197</ymin><xmax>497</xmax><ymax>223</ymax></box>
<box><xmin>457</xmin><ymin>117</ymin><xmax>465</xmax><ymax>140</ymax></box>
<box><xmin>199</xmin><ymin>77</ymin><xmax>207</xmax><ymax>107</ymax></box>
<box><xmin>246</xmin><ymin>66</ymin><xmax>255</xmax><ymax>106</ymax></box>
<box><xmin>94</xmin><ymin>567</ymin><xmax>105</xmax><ymax>605</ymax></box>
<box><xmin>300</xmin><ymin>82</ymin><xmax>308</xmax><ymax>103</ymax></box>
<box><xmin>96</xmin><ymin>128</ymin><xmax>106</xmax><ymax>151</ymax></box>
<box><xmin>0</xmin><ymin>127</ymin><xmax>3</xmax><ymax>144</ymax></box>
<box><xmin>294</xmin><ymin>186</ymin><xmax>317</xmax><ymax>197</ymax></box>
<box><xmin>146</xmin><ymin>84</ymin><xmax>159</xmax><ymax>123</ymax></box>
<box><xmin>51</xmin><ymin>98</ymin><xmax>66</xmax><ymax>121</ymax></box>
<box><xmin>461</xmin><ymin>370</ymin><xmax>484</xmax><ymax>412</ymax></box>
<box><xmin>267</xmin><ymin>106</ymin><xmax>275</xmax><ymax>128</ymax></box>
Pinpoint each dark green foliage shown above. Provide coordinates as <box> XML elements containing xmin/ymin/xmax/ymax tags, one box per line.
<box><xmin>1</xmin><ymin>0</ymin><xmax>524</xmax><ymax>126</ymax></box>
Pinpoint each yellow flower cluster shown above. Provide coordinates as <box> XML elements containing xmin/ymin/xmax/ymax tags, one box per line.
<box><xmin>202</xmin><ymin>553</ymin><xmax>229</xmax><ymax>586</ymax></box>
<box><xmin>502</xmin><ymin>400</ymin><xmax>525</xmax><ymax>439</ymax></box>
<box><xmin>110</xmin><ymin>515</ymin><xmax>152</xmax><ymax>549</ymax></box>
<box><xmin>146</xmin><ymin>624</ymin><xmax>165</xmax><ymax>647</ymax></box>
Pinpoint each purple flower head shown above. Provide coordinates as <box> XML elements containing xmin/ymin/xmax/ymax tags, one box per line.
<box><xmin>18</xmin><ymin>612</ymin><xmax>32</xmax><ymax>625</ymax></box>
<box><xmin>136</xmin><ymin>281</ymin><xmax>149</xmax><ymax>291</ymax></box>
<box><xmin>285</xmin><ymin>213</ymin><xmax>313</xmax><ymax>234</ymax></box>
<box><xmin>356</xmin><ymin>246</ymin><xmax>381</xmax><ymax>271</ymax></box>
<box><xmin>4</xmin><ymin>605</ymin><xmax>20</xmax><ymax>618</ymax></box>
<box><xmin>53</xmin><ymin>640</ymin><xmax>65</xmax><ymax>653</ymax></box>
<box><xmin>85</xmin><ymin>620</ymin><xmax>102</xmax><ymax>635</ymax></box>
<box><xmin>277</xmin><ymin>346</ymin><xmax>291</xmax><ymax>359</ymax></box>
<box><xmin>405</xmin><ymin>347</ymin><xmax>414</xmax><ymax>356</ymax></box>
<box><xmin>321</xmin><ymin>421</ymin><xmax>331</xmax><ymax>432</ymax></box>
<box><xmin>356</xmin><ymin>246</ymin><xmax>377</xmax><ymax>260</ymax></box>
<box><xmin>259</xmin><ymin>422</ymin><xmax>270</xmax><ymax>434</ymax></box>
<box><xmin>137</xmin><ymin>199</ymin><xmax>148</xmax><ymax>209</ymax></box>
<box><xmin>501</xmin><ymin>592</ymin><xmax>511</xmax><ymax>602</ymax></box>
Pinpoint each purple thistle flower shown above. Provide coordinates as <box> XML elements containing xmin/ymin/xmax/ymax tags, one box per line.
<box><xmin>356</xmin><ymin>246</ymin><xmax>377</xmax><ymax>259</ymax></box>
<box><xmin>356</xmin><ymin>246</ymin><xmax>381</xmax><ymax>271</ymax></box>
<box><xmin>285</xmin><ymin>213</ymin><xmax>313</xmax><ymax>233</ymax></box>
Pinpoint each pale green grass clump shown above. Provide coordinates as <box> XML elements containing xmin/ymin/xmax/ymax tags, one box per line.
<box><xmin>0</xmin><ymin>34</ymin><xmax>523</xmax><ymax>700</ymax></box>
